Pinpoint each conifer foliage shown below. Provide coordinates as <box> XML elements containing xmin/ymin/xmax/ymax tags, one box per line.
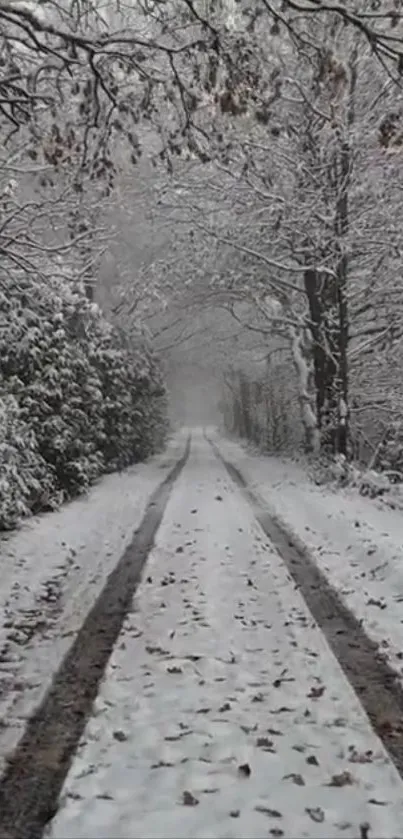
<box><xmin>0</xmin><ymin>272</ymin><xmax>168</xmax><ymax>530</ymax></box>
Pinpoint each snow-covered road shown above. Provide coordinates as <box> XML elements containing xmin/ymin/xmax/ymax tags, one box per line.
<box><xmin>47</xmin><ymin>432</ymin><xmax>403</xmax><ymax>839</ymax></box>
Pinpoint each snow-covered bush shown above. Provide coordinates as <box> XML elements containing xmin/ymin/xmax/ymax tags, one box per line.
<box><xmin>0</xmin><ymin>272</ymin><xmax>168</xmax><ymax>530</ymax></box>
<box><xmin>0</xmin><ymin>395</ymin><xmax>60</xmax><ymax>530</ymax></box>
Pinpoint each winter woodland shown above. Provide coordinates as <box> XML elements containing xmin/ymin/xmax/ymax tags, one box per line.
<box><xmin>1</xmin><ymin>0</ymin><xmax>403</xmax><ymax>529</ymax></box>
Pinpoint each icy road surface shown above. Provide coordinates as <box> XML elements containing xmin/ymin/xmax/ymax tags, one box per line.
<box><xmin>48</xmin><ymin>433</ymin><xmax>403</xmax><ymax>839</ymax></box>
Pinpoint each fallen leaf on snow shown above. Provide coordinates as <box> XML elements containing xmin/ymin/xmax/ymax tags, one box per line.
<box><xmin>183</xmin><ymin>790</ymin><xmax>199</xmax><ymax>806</ymax></box>
<box><xmin>112</xmin><ymin>730</ymin><xmax>127</xmax><ymax>742</ymax></box>
<box><xmin>367</xmin><ymin>597</ymin><xmax>387</xmax><ymax>610</ymax></box>
<box><xmin>327</xmin><ymin>770</ymin><xmax>355</xmax><ymax>787</ymax></box>
<box><xmin>368</xmin><ymin>798</ymin><xmax>387</xmax><ymax>806</ymax></box>
<box><xmin>254</xmin><ymin>806</ymin><xmax>282</xmax><ymax>818</ymax></box>
<box><xmin>306</xmin><ymin>807</ymin><xmax>325</xmax><ymax>823</ymax></box>
<box><xmin>238</xmin><ymin>762</ymin><xmax>251</xmax><ymax>777</ymax></box>
<box><xmin>270</xmin><ymin>706</ymin><xmax>295</xmax><ymax>714</ymax></box>
<box><xmin>230</xmin><ymin>810</ymin><xmax>240</xmax><ymax>818</ymax></box>
<box><xmin>252</xmin><ymin>692</ymin><xmax>265</xmax><ymax>703</ymax></box>
<box><xmin>240</xmin><ymin>723</ymin><xmax>258</xmax><ymax>734</ymax></box>
<box><xmin>145</xmin><ymin>644</ymin><xmax>169</xmax><ymax>656</ymax></box>
<box><xmin>307</xmin><ymin>685</ymin><xmax>325</xmax><ymax>698</ymax></box>
<box><xmin>256</xmin><ymin>736</ymin><xmax>275</xmax><ymax>750</ymax></box>
<box><xmin>167</xmin><ymin>666</ymin><xmax>183</xmax><ymax>674</ymax></box>
<box><xmin>151</xmin><ymin>760</ymin><xmax>174</xmax><ymax>769</ymax></box>
<box><xmin>306</xmin><ymin>755</ymin><xmax>319</xmax><ymax>766</ymax></box>
<box><xmin>349</xmin><ymin>748</ymin><xmax>373</xmax><ymax>764</ymax></box>
<box><xmin>283</xmin><ymin>773</ymin><xmax>305</xmax><ymax>786</ymax></box>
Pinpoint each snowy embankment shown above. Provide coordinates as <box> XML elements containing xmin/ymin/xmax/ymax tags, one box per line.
<box><xmin>214</xmin><ymin>433</ymin><xmax>403</xmax><ymax>686</ymax></box>
<box><xmin>0</xmin><ymin>431</ymin><xmax>187</xmax><ymax>775</ymax></box>
<box><xmin>49</xmin><ymin>435</ymin><xmax>403</xmax><ymax>839</ymax></box>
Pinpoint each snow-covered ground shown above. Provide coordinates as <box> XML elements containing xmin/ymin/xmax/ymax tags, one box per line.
<box><xmin>0</xmin><ymin>431</ymin><xmax>187</xmax><ymax>774</ymax></box>
<box><xmin>214</xmin><ymin>433</ymin><xmax>403</xmax><ymax>686</ymax></box>
<box><xmin>48</xmin><ymin>433</ymin><xmax>403</xmax><ymax>839</ymax></box>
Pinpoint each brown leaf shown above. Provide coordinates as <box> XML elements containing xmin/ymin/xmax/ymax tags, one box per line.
<box><xmin>151</xmin><ymin>760</ymin><xmax>174</xmax><ymax>769</ymax></box>
<box><xmin>256</xmin><ymin>736</ymin><xmax>275</xmax><ymax>750</ymax></box>
<box><xmin>255</xmin><ymin>806</ymin><xmax>282</xmax><ymax>818</ymax></box>
<box><xmin>219</xmin><ymin>702</ymin><xmax>231</xmax><ymax>712</ymax></box>
<box><xmin>270</xmin><ymin>706</ymin><xmax>294</xmax><ymax>714</ymax></box>
<box><xmin>307</xmin><ymin>685</ymin><xmax>325</xmax><ymax>698</ymax></box>
<box><xmin>283</xmin><ymin>773</ymin><xmax>305</xmax><ymax>786</ymax></box>
<box><xmin>183</xmin><ymin>790</ymin><xmax>199</xmax><ymax>806</ymax></box>
<box><xmin>240</xmin><ymin>723</ymin><xmax>258</xmax><ymax>734</ymax></box>
<box><xmin>230</xmin><ymin>809</ymin><xmax>240</xmax><ymax>818</ymax></box>
<box><xmin>113</xmin><ymin>730</ymin><xmax>127</xmax><ymax>742</ymax></box>
<box><xmin>306</xmin><ymin>807</ymin><xmax>325</xmax><ymax>823</ymax></box>
<box><xmin>238</xmin><ymin>762</ymin><xmax>251</xmax><ymax>777</ymax></box>
<box><xmin>327</xmin><ymin>770</ymin><xmax>354</xmax><ymax>787</ymax></box>
<box><xmin>146</xmin><ymin>644</ymin><xmax>168</xmax><ymax>656</ymax></box>
<box><xmin>349</xmin><ymin>748</ymin><xmax>373</xmax><ymax>764</ymax></box>
<box><xmin>167</xmin><ymin>666</ymin><xmax>182</xmax><ymax>674</ymax></box>
<box><xmin>306</xmin><ymin>755</ymin><xmax>319</xmax><ymax>766</ymax></box>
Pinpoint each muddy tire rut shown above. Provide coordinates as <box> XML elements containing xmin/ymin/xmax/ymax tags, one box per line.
<box><xmin>0</xmin><ymin>438</ymin><xmax>190</xmax><ymax>839</ymax></box>
<box><xmin>208</xmin><ymin>434</ymin><xmax>403</xmax><ymax>781</ymax></box>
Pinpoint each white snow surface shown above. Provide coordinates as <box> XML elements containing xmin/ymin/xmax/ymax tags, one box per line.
<box><xmin>49</xmin><ymin>432</ymin><xmax>403</xmax><ymax>839</ymax></box>
<box><xmin>213</xmin><ymin>432</ymin><xmax>403</xmax><ymax>687</ymax></box>
<box><xmin>0</xmin><ymin>431</ymin><xmax>187</xmax><ymax>773</ymax></box>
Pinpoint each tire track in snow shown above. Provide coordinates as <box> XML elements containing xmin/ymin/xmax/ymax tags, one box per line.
<box><xmin>0</xmin><ymin>436</ymin><xmax>191</xmax><ymax>839</ymax></box>
<box><xmin>208</xmin><ymin>432</ymin><xmax>403</xmax><ymax>781</ymax></box>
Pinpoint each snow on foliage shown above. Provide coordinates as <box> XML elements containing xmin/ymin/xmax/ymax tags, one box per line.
<box><xmin>0</xmin><ymin>273</ymin><xmax>168</xmax><ymax>531</ymax></box>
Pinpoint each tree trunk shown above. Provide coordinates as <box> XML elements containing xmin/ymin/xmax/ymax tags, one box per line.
<box><xmin>289</xmin><ymin>322</ymin><xmax>320</xmax><ymax>454</ymax></box>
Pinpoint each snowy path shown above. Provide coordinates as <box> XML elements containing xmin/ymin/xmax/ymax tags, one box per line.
<box><xmin>48</xmin><ymin>433</ymin><xmax>403</xmax><ymax>839</ymax></box>
<box><xmin>214</xmin><ymin>434</ymin><xmax>403</xmax><ymax>686</ymax></box>
<box><xmin>0</xmin><ymin>432</ymin><xmax>187</xmax><ymax>774</ymax></box>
